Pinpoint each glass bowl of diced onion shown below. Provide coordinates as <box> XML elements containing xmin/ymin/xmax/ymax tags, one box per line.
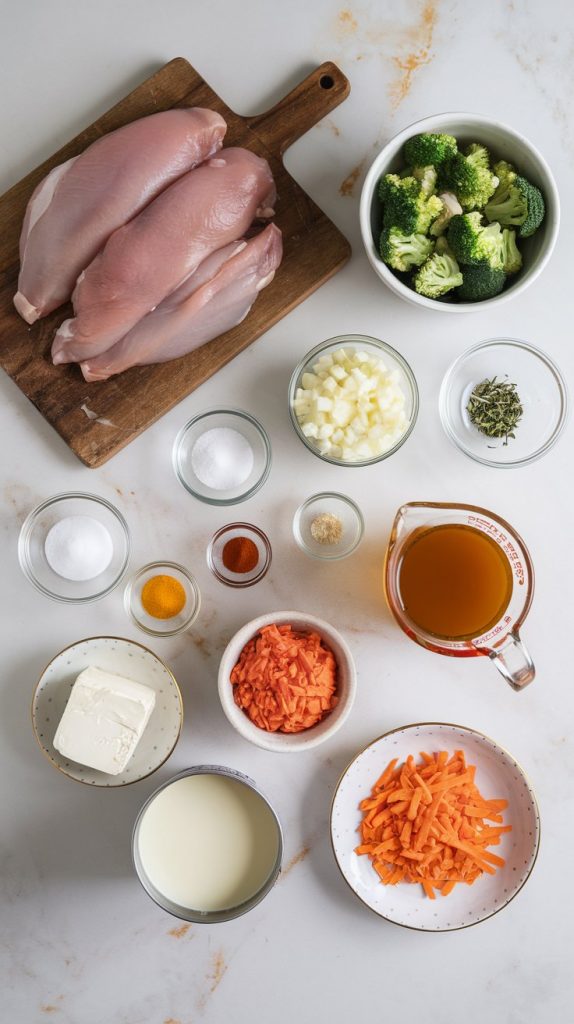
<box><xmin>288</xmin><ymin>335</ymin><xmax>419</xmax><ymax>466</ymax></box>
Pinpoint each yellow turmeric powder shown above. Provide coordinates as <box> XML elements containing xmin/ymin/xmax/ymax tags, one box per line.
<box><xmin>141</xmin><ymin>574</ymin><xmax>186</xmax><ymax>619</ymax></box>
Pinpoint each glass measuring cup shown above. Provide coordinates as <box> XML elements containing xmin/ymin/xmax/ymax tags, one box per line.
<box><xmin>384</xmin><ymin>502</ymin><xmax>535</xmax><ymax>690</ymax></box>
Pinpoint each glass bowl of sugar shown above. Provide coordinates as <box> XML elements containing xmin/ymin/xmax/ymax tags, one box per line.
<box><xmin>173</xmin><ymin>409</ymin><xmax>272</xmax><ymax>505</ymax></box>
<box><xmin>18</xmin><ymin>492</ymin><xmax>130</xmax><ymax>603</ymax></box>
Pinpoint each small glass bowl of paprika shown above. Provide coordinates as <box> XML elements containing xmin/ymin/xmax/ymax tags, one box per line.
<box><xmin>124</xmin><ymin>561</ymin><xmax>201</xmax><ymax>637</ymax></box>
<box><xmin>207</xmin><ymin>524</ymin><xmax>272</xmax><ymax>588</ymax></box>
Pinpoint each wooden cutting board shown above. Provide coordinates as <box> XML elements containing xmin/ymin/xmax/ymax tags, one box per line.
<box><xmin>0</xmin><ymin>58</ymin><xmax>351</xmax><ymax>467</ymax></box>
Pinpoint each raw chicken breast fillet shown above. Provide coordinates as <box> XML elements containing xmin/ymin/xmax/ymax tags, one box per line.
<box><xmin>52</xmin><ymin>148</ymin><xmax>276</xmax><ymax>366</ymax></box>
<box><xmin>81</xmin><ymin>224</ymin><xmax>283</xmax><ymax>381</ymax></box>
<box><xmin>14</xmin><ymin>108</ymin><xmax>227</xmax><ymax>324</ymax></box>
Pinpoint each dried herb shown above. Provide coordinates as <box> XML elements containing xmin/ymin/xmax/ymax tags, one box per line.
<box><xmin>467</xmin><ymin>376</ymin><xmax>523</xmax><ymax>444</ymax></box>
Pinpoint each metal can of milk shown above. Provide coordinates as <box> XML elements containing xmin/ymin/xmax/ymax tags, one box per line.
<box><xmin>132</xmin><ymin>764</ymin><xmax>283</xmax><ymax>923</ymax></box>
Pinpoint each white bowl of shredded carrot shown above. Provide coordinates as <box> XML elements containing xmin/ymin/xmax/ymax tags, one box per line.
<box><xmin>331</xmin><ymin>723</ymin><xmax>540</xmax><ymax>931</ymax></box>
<box><xmin>218</xmin><ymin>611</ymin><xmax>357</xmax><ymax>752</ymax></box>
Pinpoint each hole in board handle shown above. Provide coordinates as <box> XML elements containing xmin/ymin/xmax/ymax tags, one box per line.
<box><xmin>319</xmin><ymin>75</ymin><xmax>335</xmax><ymax>90</ymax></box>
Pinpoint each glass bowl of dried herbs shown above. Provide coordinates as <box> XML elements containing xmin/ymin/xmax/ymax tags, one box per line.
<box><xmin>439</xmin><ymin>338</ymin><xmax>569</xmax><ymax>467</ymax></box>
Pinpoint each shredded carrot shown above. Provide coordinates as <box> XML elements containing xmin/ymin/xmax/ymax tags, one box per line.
<box><xmin>230</xmin><ymin>624</ymin><xmax>338</xmax><ymax>733</ymax></box>
<box><xmin>354</xmin><ymin>750</ymin><xmax>511</xmax><ymax>899</ymax></box>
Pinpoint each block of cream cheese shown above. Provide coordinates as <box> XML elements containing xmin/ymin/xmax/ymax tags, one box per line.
<box><xmin>53</xmin><ymin>665</ymin><xmax>156</xmax><ymax>775</ymax></box>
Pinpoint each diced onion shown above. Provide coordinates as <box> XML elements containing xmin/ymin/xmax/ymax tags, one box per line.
<box><xmin>293</xmin><ymin>347</ymin><xmax>408</xmax><ymax>461</ymax></box>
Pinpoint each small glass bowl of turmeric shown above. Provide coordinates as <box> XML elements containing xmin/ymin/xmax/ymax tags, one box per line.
<box><xmin>124</xmin><ymin>561</ymin><xmax>201</xmax><ymax>637</ymax></box>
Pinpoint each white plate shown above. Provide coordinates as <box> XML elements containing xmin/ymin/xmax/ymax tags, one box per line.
<box><xmin>32</xmin><ymin>637</ymin><xmax>183</xmax><ymax>787</ymax></box>
<box><xmin>331</xmin><ymin>723</ymin><xmax>540</xmax><ymax>931</ymax></box>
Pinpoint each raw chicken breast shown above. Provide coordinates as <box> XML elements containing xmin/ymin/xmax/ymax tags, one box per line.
<box><xmin>14</xmin><ymin>108</ymin><xmax>227</xmax><ymax>324</ymax></box>
<box><xmin>52</xmin><ymin>148</ymin><xmax>275</xmax><ymax>366</ymax></box>
<box><xmin>80</xmin><ymin>224</ymin><xmax>283</xmax><ymax>381</ymax></box>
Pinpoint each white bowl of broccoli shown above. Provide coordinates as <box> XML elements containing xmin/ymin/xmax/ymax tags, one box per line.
<box><xmin>359</xmin><ymin>113</ymin><xmax>559</xmax><ymax>311</ymax></box>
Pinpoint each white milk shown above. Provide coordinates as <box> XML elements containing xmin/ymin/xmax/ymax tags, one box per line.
<box><xmin>136</xmin><ymin>773</ymin><xmax>280</xmax><ymax>912</ymax></box>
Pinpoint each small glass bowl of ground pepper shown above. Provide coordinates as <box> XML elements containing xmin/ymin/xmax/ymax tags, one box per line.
<box><xmin>124</xmin><ymin>561</ymin><xmax>201</xmax><ymax>637</ymax></box>
<box><xmin>293</xmin><ymin>493</ymin><xmax>364</xmax><ymax>561</ymax></box>
<box><xmin>440</xmin><ymin>338</ymin><xmax>569</xmax><ymax>468</ymax></box>
<box><xmin>207</xmin><ymin>524</ymin><xmax>272</xmax><ymax>588</ymax></box>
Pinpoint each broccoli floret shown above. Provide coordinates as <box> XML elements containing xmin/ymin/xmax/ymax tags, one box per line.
<box><xmin>493</xmin><ymin>160</ymin><xmax>515</xmax><ymax>188</ymax></box>
<box><xmin>379</xmin><ymin>172</ymin><xmax>418</xmax><ymax>203</ymax></box>
<box><xmin>484</xmin><ymin>173</ymin><xmax>545</xmax><ymax>237</ymax></box>
<box><xmin>447</xmin><ymin>212</ymin><xmax>504</xmax><ymax>268</ymax></box>
<box><xmin>465</xmin><ymin>143</ymin><xmax>491</xmax><ymax>170</ymax></box>
<box><xmin>429</xmin><ymin>191</ymin><xmax>463</xmax><ymax>236</ymax></box>
<box><xmin>439</xmin><ymin>152</ymin><xmax>498</xmax><ymax>210</ymax></box>
<box><xmin>414</xmin><ymin>252</ymin><xmax>463</xmax><ymax>298</ymax></box>
<box><xmin>379</xmin><ymin>227</ymin><xmax>435</xmax><ymax>272</ymax></box>
<box><xmin>514</xmin><ymin>175</ymin><xmax>546</xmax><ymax>237</ymax></box>
<box><xmin>403</xmin><ymin>132</ymin><xmax>457</xmax><ymax>167</ymax></box>
<box><xmin>378</xmin><ymin>173</ymin><xmax>442</xmax><ymax>234</ymax></box>
<box><xmin>412</xmin><ymin>165</ymin><xmax>437</xmax><ymax>195</ymax></box>
<box><xmin>457</xmin><ymin>264</ymin><xmax>507</xmax><ymax>302</ymax></box>
<box><xmin>501</xmin><ymin>228</ymin><xmax>523</xmax><ymax>275</ymax></box>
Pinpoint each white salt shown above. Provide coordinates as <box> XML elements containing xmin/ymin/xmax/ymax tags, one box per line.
<box><xmin>44</xmin><ymin>515</ymin><xmax>114</xmax><ymax>581</ymax></box>
<box><xmin>191</xmin><ymin>427</ymin><xmax>254</xmax><ymax>490</ymax></box>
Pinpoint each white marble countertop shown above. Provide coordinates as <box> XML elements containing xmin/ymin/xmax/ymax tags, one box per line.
<box><xmin>1</xmin><ymin>2</ymin><xmax>573</xmax><ymax>1022</ymax></box>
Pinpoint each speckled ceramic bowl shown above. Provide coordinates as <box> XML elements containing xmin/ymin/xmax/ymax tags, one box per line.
<box><xmin>218</xmin><ymin>611</ymin><xmax>357</xmax><ymax>752</ymax></box>
<box><xmin>32</xmin><ymin>637</ymin><xmax>183</xmax><ymax>786</ymax></box>
<box><xmin>331</xmin><ymin>722</ymin><xmax>540</xmax><ymax>931</ymax></box>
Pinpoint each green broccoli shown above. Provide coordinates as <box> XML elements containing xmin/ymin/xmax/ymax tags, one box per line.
<box><xmin>403</xmin><ymin>132</ymin><xmax>457</xmax><ymax>167</ymax></box>
<box><xmin>429</xmin><ymin>191</ymin><xmax>463</xmax><ymax>236</ymax></box>
<box><xmin>501</xmin><ymin>228</ymin><xmax>523</xmax><ymax>275</ymax></box>
<box><xmin>457</xmin><ymin>264</ymin><xmax>507</xmax><ymax>302</ymax></box>
<box><xmin>378</xmin><ymin>173</ymin><xmax>442</xmax><ymax>234</ymax></box>
<box><xmin>493</xmin><ymin>160</ymin><xmax>515</xmax><ymax>188</ymax></box>
<box><xmin>484</xmin><ymin>173</ymin><xmax>545</xmax><ymax>237</ymax></box>
<box><xmin>413</xmin><ymin>252</ymin><xmax>463</xmax><ymax>298</ymax></box>
<box><xmin>439</xmin><ymin>152</ymin><xmax>498</xmax><ymax>210</ymax></box>
<box><xmin>379</xmin><ymin>227</ymin><xmax>435</xmax><ymax>272</ymax></box>
<box><xmin>465</xmin><ymin>143</ymin><xmax>491</xmax><ymax>169</ymax></box>
<box><xmin>447</xmin><ymin>212</ymin><xmax>504</xmax><ymax>268</ymax></box>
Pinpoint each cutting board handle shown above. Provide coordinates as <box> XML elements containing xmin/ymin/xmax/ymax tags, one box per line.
<box><xmin>248</xmin><ymin>61</ymin><xmax>350</xmax><ymax>156</ymax></box>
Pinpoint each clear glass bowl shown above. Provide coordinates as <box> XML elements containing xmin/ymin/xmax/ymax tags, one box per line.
<box><xmin>439</xmin><ymin>338</ymin><xmax>569</xmax><ymax>468</ymax></box>
<box><xmin>293</xmin><ymin>492</ymin><xmax>364</xmax><ymax>560</ymax></box>
<box><xmin>288</xmin><ymin>335</ymin><xmax>419</xmax><ymax>466</ymax></box>
<box><xmin>18</xmin><ymin>492</ymin><xmax>130</xmax><ymax>603</ymax></box>
<box><xmin>124</xmin><ymin>561</ymin><xmax>201</xmax><ymax>637</ymax></box>
<box><xmin>207</xmin><ymin>523</ymin><xmax>272</xmax><ymax>588</ymax></box>
<box><xmin>173</xmin><ymin>409</ymin><xmax>271</xmax><ymax>505</ymax></box>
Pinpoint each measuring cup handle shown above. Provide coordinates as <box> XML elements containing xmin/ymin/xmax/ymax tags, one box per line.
<box><xmin>489</xmin><ymin>631</ymin><xmax>535</xmax><ymax>691</ymax></box>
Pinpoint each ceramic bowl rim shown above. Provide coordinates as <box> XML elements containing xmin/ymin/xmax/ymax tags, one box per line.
<box><xmin>330</xmin><ymin>721</ymin><xmax>541</xmax><ymax>931</ymax></box>
<box><xmin>359</xmin><ymin>111</ymin><xmax>560</xmax><ymax>313</ymax></box>
<box><xmin>217</xmin><ymin>610</ymin><xmax>357</xmax><ymax>752</ymax></box>
<box><xmin>30</xmin><ymin>635</ymin><xmax>183</xmax><ymax>787</ymax></box>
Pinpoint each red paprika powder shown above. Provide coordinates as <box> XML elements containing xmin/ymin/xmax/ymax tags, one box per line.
<box><xmin>222</xmin><ymin>536</ymin><xmax>259</xmax><ymax>574</ymax></box>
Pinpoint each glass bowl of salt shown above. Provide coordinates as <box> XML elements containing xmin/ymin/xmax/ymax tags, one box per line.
<box><xmin>18</xmin><ymin>492</ymin><xmax>130</xmax><ymax>603</ymax></box>
<box><xmin>173</xmin><ymin>409</ymin><xmax>272</xmax><ymax>505</ymax></box>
